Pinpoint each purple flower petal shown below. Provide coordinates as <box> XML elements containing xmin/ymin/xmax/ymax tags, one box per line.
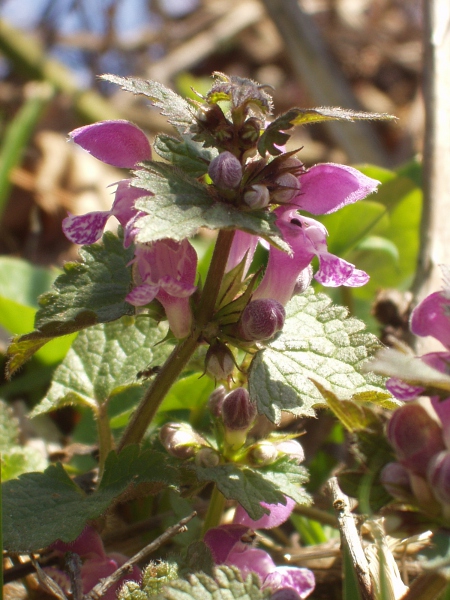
<box><xmin>315</xmin><ymin>253</ymin><xmax>369</xmax><ymax>287</ymax></box>
<box><xmin>226</xmin><ymin>546</ymin><xmax>276</xmax><ymax>580</ymax></box>
<box><xmin>159</xmin><ymin>275</ymin><xmax>197</xmax><ymax>298</ymax></box>
<box><xmin>111</xmin><ymin>180</ymin><xmax>147</xmax><ymax>226</ymax></box>
<box><xmin>126</xmin><ymin>283</ymin><xmax>159</xmax><ymax>306</ymax></box>
<box><xmin>226</xmin><ymin>230</ymin><xmax>259</xmax><ymax>275</ymax></box>
<box><xmin>62</xmin><ymin>211</ymin><xmax>111</xmax><ymax>245</ymax></box>
<box><xmin>411</xmin><ymin>291</ymin><xmax>450</xmax><ymax>350</ymax></box>
<box><xmin>264</xmin><ymin>566</ymin><xmax>315</xmax><ymax>599</ymax></box>
<box><xmin>51</xmin><ymin>526</ymin><xmax>106</xmax><ymax>559</ymax></box>
<box><xmin>386</xmin><ymin>377</ymin><xmax>424</xmax><ymax>400</ymax></box>
<box><xmin>70</xmin><ymin>120</ymin><xmax>151</xmax><ymax>168</ymax></box>
<box><xmin>203</xmin><ymin>524</ymin><xmax>249</xmax><ymax>564</ymax></box>
<box><xmin>233</xmin><ymin>497</ymin><xmax>296</xmax><ymax>529</ymax></box>
<box><xmin>293</xmin><ymin>163</ymin><xmax>379</xmax><ymax>215</ymax></box>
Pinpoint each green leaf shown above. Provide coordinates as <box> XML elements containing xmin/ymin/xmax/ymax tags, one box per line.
<box><xmin>132</xmin><ymin>162</ymin><xmax>288</xmax><ymax>251</ymax></box>
<box><xmin>195</xmin><ymin>457</ymin><xmax>310</xmax><ymax>520</ymax></box>
<box><xmin>6</xmin><ymin>232</ymin><xmax>134</xmax><ymax>375</ymax></box>
<box><xmin>102</xmin><ymin>75</ymin><xmax>196</xmax><ymax>135</ymax></box>
<box><xmin>3</xmin><ymin>446</ymin><xmax>178</xmax><ymax>552</ymax></box>
<box><xmin>153</xmin><ymin>134</ymin><xmax>217</xmax><ymax>177</ymax></box>
<box><xmin>158</xmin><ymin>567</ymin><xmax>269</xmax><ymax>600</ymax></box>
<box><xmin>259</xmin><ymin>107</ymin><xmax>395</xmax><ymax>156</ymax></box>
<box><xmin>31</xmin><ymin>316</ymin><xmax>172</xmax><ymax>416</ymax></box>
<box><xmin>248</xmin><ymin>288</ymin><xmax>386</xmax><ymax>424</ymax></box>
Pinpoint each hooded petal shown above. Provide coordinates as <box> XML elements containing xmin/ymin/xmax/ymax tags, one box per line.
<box><xmin>293</xmin><ymin>163</ymin><xmax>379</xmax><ymax>215</ymax></box>
<box><xmin>226</xmin><ymin>547</ymin><xmax>276</xmax><ymax>580</ymax></box>
<box><xmin>411</xmin><ymin>292</ymin><xmax>450</xmax><ymax>350</ymax></box>
<box><xmin>203</xmin><ymin>524</ymin><xmax>249</xmax><ymax>564</ymax></box>
<box><xmin>233</xmin><ymin>497</ymin><xmax>296</xmax><ymax>529</ymax></box>
<box><xmin>62</xmin><ymin>211</ymin><xmax>111</xmax><ymax>245</ymax></box>
<box><xmin>111</xmin><ymin>180</ymin><xmax>148</xmax><ymax>227</ymax></box>
<box><xmin>70</xmin><ymin>120</ymin><xmax>151</xmax><ymax>168</ymax></box>
<box><xmin>264</xmin><ymin>566</ymin><xmax>315</xmax><ymax>599</ymax></box>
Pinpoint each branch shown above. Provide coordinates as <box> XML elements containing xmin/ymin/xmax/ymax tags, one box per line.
<box><xmin>84</xmin><ymin>511</ymin><xmax>197</xmax><ymax>600</ymax></box>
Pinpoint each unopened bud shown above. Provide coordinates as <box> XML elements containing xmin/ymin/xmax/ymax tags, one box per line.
<box><xmin>243</xmin><ymin>184</ymin><xmax>270</xmax><ymax>209</ymax></box>
<box><xmin>275</xmin><ymin>439</ymin><xmax>305</xmax><ymax>464</ymax></box>
<box><xmin>428</xmin><ymin>451</ymin><xmax>450</xmax><ymax>505</ymax></box>
<box><xmin>208</xmin><ymin>386</ymin><xmax>227</xmax><ymax>418</ymax></box>
<box><xmin>205</xmin><ymin>341</ymin><xmax>235</xmax><ymax>381</ymax></box>
<box><xmin>208</xmin><ymin>152</ymin><xmax>242</xmax><ymax>189</ymax></box>
<box><xmin>271</xmin><ymin>173</ymin><xmax>301</xmax><ymax>204</ymax></box>
<box><xmin>292</xmin><ymin>265</ymin><xmax>313</xmax><ymax>296</ymax></box>
<box><xmin>195</xmin><ymin>447</ymin><xmax>221</xmax><ymax>468</ymax></box>
<box><xmin>159</xmin><ymin>422</ymin><xmax>206</xmax><ymax>459</ymax></box>
<box><xmin>248</xmin><ymin>440</ymin><xmax>279</xmax><ymax>466</ymax></box>
<box><xmin>222</xmin><ymin>388</ymin><xmax>257</xmax><ymax>431</ymax></box>
<box><xmin>239</xmin><ymin>299</ymin><xmax>285</xmax><ymax>341</ymax></box>
<box><xmin>387</xmin><ymin>403</ymin><xmax>445</xmax><ymax>476</ymax></box>
<box><xmin>380</xmin><ymin>462</ymin><xmax>412</xmax><ymax>500</ymax></box>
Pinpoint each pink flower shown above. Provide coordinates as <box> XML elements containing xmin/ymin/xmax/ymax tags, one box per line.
<box><xmin>63</xmin><ymin>120</ymin><xmax>152</xmax><ymax>246</ymax></box>
<box><xmin>50</xmin><ymin>526</ymin><xmax>141</xmax><ymax>600</ymax></box>
<box><xmin>126</xmin><ymin>239</ymin><xmax>197</xmax><ymax>339</ymax></box>
<box><xmin>227</xmin><ymin>163</ymin><xmax>377</xmax><ymax>305</ymax></box>
<box><xmin>204</xmin><ymin>498</ymin><xmax>314</xmax><ymax>599</ymax></box>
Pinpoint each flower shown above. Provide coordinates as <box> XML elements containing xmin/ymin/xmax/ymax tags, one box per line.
<box><xmin>49</xmin><ymin>526</ymin><xmax>141</xmax><ymax>600</ymax></box>
<box><xmin>204</xmin><ymin>499</ymin><xmax>315</xmax><ymax>600</ymax></box>
<box><xmin>63</xmin><ymin>120</ymin><xmax>151</xmax><ymax>246</ymax></box>
<box><xmin>227</xmin><ymin>163</ymin><xmax>377</xmax><ymax>306</ymax></box>
<box><xmin>126</xmin><ymin>239</ymin><xmax>197</xmax><ymax>339</ymax></box>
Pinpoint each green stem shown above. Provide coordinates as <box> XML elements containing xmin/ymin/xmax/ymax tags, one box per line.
<box><xmin>201</xmin><ymin>485</ymin><xmax>227</xmax><ymax>536</ymax></box>
<box><xmin>96</xmin><ymin>402</ymin><xmax>114</xmax><ymax>477</ymax></box>
<box><xmin>118</xmin><ymin>228</ymin><xmax>236</xmax><ymax>450</ymax></box>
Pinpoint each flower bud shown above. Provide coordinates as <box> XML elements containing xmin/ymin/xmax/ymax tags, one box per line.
<box><xmin>159</xmin><ymin>422</ymin><xmax>207</xmax><ymax>459</ymax></box>
<box><xmin>221</xmin><ymin>388</ymin><xmax>257</xmax><ymax>431</ymax></box>
<box><xmin>275</xmin><ymin>439</ymin><xmax>305</xmax><ymax>464</ymax></box>
<box><xmin>239</xmin><ymin>299</ymin><xmax>285</xmax><ymax>341</ymax></box>
<box><xmin>292</xmin><ymin>266</ymin><xmax>313</xmax><ymax>296</ymax></box>
<box><xmin>208</xmin><ymin>386</ymin><xmax>227</xmax><ymax>418</ymax></box>
<box><xmin>380</xmin><ymin>462</ymin><xmax>412</xmax><ymax>500</ymax></box>
<box><xmin>239</xmin><ymin>118</ymin><xmax>261</xmax><ymax>144</ymax></box>
<box><xmin>243</xmin><ymin>184</ymin><xmax>270</xmax><ymax>209</ymax></box>
<box><xmin>248</xmin><ymin>441</ymin><xmax>279</xmax><ymax>466</ymax></box>
<box><xmin>271</xmin><ymin>173</ymin><xmax>301</xmax><ymax>204</ymax></box>
<box><xmin>195</xmin><ymin>447</ymin><xmax>221</xmax><ymax>468</ymax></box>
<box><xmin>208</xmin><ymin>151</ymin><xmax>242</xmax><ymax>189</ymax></box>
<box><xmin>386</xmin><ymin>403</ymin><xmax>445</xmax><ymax>476</ymax></box>
<box><xmin>205</xmin><ymin>341</ymin><xmax>235</xmax><ymax>381</ymax></box>
<box><xmin>428</xmin><ymin>451</ymin><xmax>450</xmax><ymax>505</ymax></box>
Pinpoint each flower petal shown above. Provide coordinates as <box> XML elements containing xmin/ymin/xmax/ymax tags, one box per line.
<box><xmin>226</xmin><ymin>547</ymin><xmax>276</xmax><ymax>580</ymax></box>
<box><xmin>126</xmin><ymin>283</ymin><xmax>159</xmax><ymax>306</ymax></box>
<box><xmin>233</xmin><ymin>497</ymin><xmax>296</xmax><ymax>529</ymax></box>
<box><xmin>203</xmin><ymin>524</ymin><xmax>249</xmax><ymax>564</ymax></box>
<box><xmin>264</xmin><ymin>566</ymin><xmax>315</xmax><ymax>599</ymax></box>
<box><xmin>226</xmin><ymin>230</ymin><xmax>259</xmax><ymax>275</ymax></box>
<box><xmin>70</xmin><ymin>120</ymin><xmax>151</xmax><ymax>168</ymax></box>
<box><xmin>411</xmin><ymin>291</ymin><xmax>450</xmax><ymax>350</ymax></box>
<box><xmin>293</xmin><ymin>163</ymin><xmax>379</xmax><ymax>215</ymax></box>
<box><xmin>159</xmin><ymin>275</ymin><xmax>197</xmax><ymax>298</ymax></box>
<box><xmin>315</xmin><ymin>253</ymin><xmax>369</xmax><ymax>287</ymax></box>
<box><xmin>386</xmin><ymin>377</ymin><xmax>424</xmax><ymax>400</ymax></box>
<box><xmin>62</xmin><ymin>211</ymin><xmax>110</xmax><ymax>245</ymax></box>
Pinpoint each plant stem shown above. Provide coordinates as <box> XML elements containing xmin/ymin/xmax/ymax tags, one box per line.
<box><xmin>96</xmin><ymin>402</ymin><xmax>114</xmax><ymax>478</ymax></box>
<box><xmin>201</xmin><ymin>485</ymin><xmax>227</xmax><ymax>537</ymax></box>
<box><xmin>118</xmin><ymin>228</ymin><xmax>236</xmax><ymax>450</ymax></box>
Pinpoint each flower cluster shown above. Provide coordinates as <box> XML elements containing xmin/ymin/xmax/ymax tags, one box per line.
<box><xmin>47</xmin><ymin>526</ymin><xmax>141</xmax><ymax>599</ymax></box>
<box><xmin>380</xmin><ymin>288</ymin><xmax>450</xmax><ymax>521</ymax></box>
<box><xmin>204</xmin><ymin>500</ymin><xmax>315</xmax><ymax>599</ymax></box>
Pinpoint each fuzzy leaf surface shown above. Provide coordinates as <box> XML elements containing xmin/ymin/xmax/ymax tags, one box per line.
<box><xmin>248</xmin><ymin>288</ymin><xmax>386</xmax><ymax>424</ymax></box>
<box><xmin>259</xmin><ymin>107</ymin><xmax>395</xmax><ymax>156</ymax></box>
<box><xmin>153</xmin><ymin>134</ymin><xmax>217</xmax><ymax>177</ymax></box>
<box><xmin>31</xmin><ymin>317</ymin><xmax>171</xmax><ymax>416</ymax></box>
<box><xmin>158</xmin><ymin>567</ymin><xmax>269</xmax><ymax>600</ymax></box>
<box><xmin>102</xmin><ymin>75</ymin><xmax>196</xmax><ymax>134</ymax></box>
<box><xmin>132</xmin><ymin>162</ymin><xmax>287</xmax><ymax>250</ymax></box>
<box><xmin>3</xmin><ymin>446</ymin><xmax>177</xmax><ymax>552</ymax></box>
<box><xmin>6</xmin><ymin>232</ymin><xmax>134</xmax><ymax>375</ymax></box>
<box><xmin>194</xmin><ymin>457</ymin><xmax>310</xmax><ymax>520</ymax></box>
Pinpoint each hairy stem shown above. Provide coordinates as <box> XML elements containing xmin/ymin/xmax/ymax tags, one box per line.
<box><xmin>96</xmin><ymin>402</ymin><xmax>114</xmax><ymax>477</ymax></box>
<box><xmin>201</xmin><ymin>485</ymin><xmax>227</xmax><ymax>537</ymax></box>
<box><xmin>118</xmin><ymin>229</ymin><xmax>236</xmax><ymax>450</ymax></box>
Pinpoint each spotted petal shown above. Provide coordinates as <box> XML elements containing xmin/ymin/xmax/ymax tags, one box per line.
<box><xmin>62</xmin><ymin>211</ymin><xmax>111</xmax><ymax>245</ymax></box>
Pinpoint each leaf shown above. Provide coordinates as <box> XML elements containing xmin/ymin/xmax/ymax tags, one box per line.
<box><xmin>6</xmin><ymin>232</ymin><xmax>134</xmax><ymax>376</ymax></box>
<box><xmin>248</xmin><ymin>288</ymin><xmax>386</xmax><ymax>424</ymax></box>
<box><xmin>153</xmin><ymin>134</ymin><xmax>217</xmax><ymax>178</ymax></box>
<box><xmin>194</xmin><ymin>457</ymin><xmax>310</xmax><ymax>520</ymax></box>
<box><xmin>3</xmin><ymin>446</ymin><xmax>178</xmax><ymax>552</ymax></box>
<box><xmin>31</xmin><ymin>316</ymin><xmax>172</xmax><ymax>416</ymax></box>
<box><xmin>132</xmin><ymin>162</ymin><xmax>288</xmax><ymax>251</ymax></box>
<box><xmin>159</xmin><ymin>566</ymin><xmax>269</xmax><ymax>600</ymax></box>
<box><xmin>259</xmin><ymin>107</ymin><xmax>395</xmax><ymax>156</ymax></box>
<box><xmin>102</xmin><ymin>75</ymin><xmax>196</xmax><ymax>135</ymax></box>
